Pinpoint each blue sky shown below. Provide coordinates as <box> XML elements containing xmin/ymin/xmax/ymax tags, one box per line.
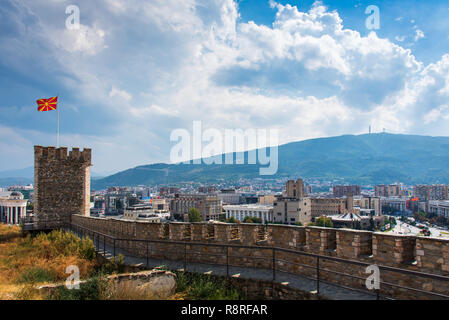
<box><xmin>241</xmin><ymin>1</ymin><xmax>449</xmax><ymax>60</ymax></box>
<box><xmin>1</xmin><ymin>0</ymin><xmax>449</xmax><ymax>174</ymax></box>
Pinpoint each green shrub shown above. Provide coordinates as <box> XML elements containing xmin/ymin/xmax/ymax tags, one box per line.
<box><xmin>175</xmin><ymin>272</ymin><xmax>243</xmax><ymax>300</ymax></box>
<box><xmin>33</xmin><ymin>230</ymin><xmax>96</xmax><ymax>260</ymax></box>
<box><xmin>49</xmin><ymin>276</ymin><xmax>108</xmax><ymax>300</ymax></box>
<box><xmin>17</xmin><ymin>267</ymin><xmax>56</xmax><ymax>284</ymax></box>
<box><xmin>226</xmin><ymin>217</ymin><xmax>237</xmax><ymax>223</ymax></box>
<box><xmin>114</xmin><ymin>254</ymin><xmax>126</xmax><ymax>274</ymax></box>
<box><xmin>95</xmin><ymin>253</ymin><xmax>126</xmax><ymax>275</ymax></box>
<box><xmin>312</xmin><ymin>216</ymin><xmax>333</xmax><ymax>228</ymax></box>
<box><xmin>188</xmin><ymin>208</ymin><xmax>202</xmax><ymax>222</ymax></box>
<box><xmin>243</xmin><ymin>216</ymin><xmax>262</xmax><ymax>224</ymax></box>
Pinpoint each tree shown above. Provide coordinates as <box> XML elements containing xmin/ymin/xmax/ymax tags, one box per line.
<box><xmin>435</xmin><ymin>215</ymin><xmax>449</xmax><ymax>227</ymax></box>
<box><xmin>252</xmin><ymin>217</ymin><xmax>262</xmax><ymax>224</ymax></box>
<box><xmin>243</xmin><ymin>216</ymin><xmax>253</xmax><ymax>223</ymax></box>
<box><xmin>188</xmin><ymin>208</ymin><xmax>202</xmax><ymax>222</ymax></box>
<box><xmin>369</xmin><ymin>217</ymin><xmax>375</xmax><ymax>231</ymax></box>
<box><xmin>226</xmin><ymin>216</ymin><xmax>237</xmax><ymax>223</ymax></box>
<box><xmin>414</xmin><ymin>211</ymin><xmax>426</xmax><ymax>223</ymax></box>
<box><xmin>294</xmin><ymin>221</ymin><xmax>303</xmax><ymax>226</ymax></box>
<box><xmin>313</xmin><ymin>216</ymin><xmax>333</xmax><ymax>228</ymax></box>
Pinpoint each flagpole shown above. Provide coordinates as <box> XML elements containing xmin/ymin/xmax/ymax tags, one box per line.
<box><xmin>57</xmin><ymin>94</ymin><xmax>60</xmax><ymax>148</ymax></box>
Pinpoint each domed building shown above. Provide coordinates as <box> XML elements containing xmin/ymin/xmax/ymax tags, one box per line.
<box><xmin>0</xmin><ymin>191</ymin><xmax>28</xmax><ymax>225</ymax></box>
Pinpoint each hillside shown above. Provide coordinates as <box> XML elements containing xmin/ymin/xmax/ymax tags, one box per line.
<box><xmin>91</xmin><ymin>133</ymin><xmax>449</xmax><ymax>188</ymax></box>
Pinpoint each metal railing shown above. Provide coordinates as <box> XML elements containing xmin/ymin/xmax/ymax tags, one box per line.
<box><xmin>21</xmin><ymin>217</ymin><xmax>69</xmax><ymax>231</ymax></box>
<box><xmin>66</xmin><ymin>223</ymin><xmax>449</xmax><ymax>300</ymax></box>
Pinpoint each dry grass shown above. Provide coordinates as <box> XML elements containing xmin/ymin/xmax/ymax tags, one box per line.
<box><xmin>0</xmin><ymin>225</ymin><xmax>22</xmax><ymax>243</ymax></box>
<box><xmin>0</xmin><ymin>225</ymin><xmax>243</xmax><ymax>300</ymax></box>
<box><xmin>0</xmin><ymin>224</ymin><xmax>97</xmax><ymax>300</ymax></box>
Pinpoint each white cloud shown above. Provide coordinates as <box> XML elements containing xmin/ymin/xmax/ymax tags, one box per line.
<box><xmin>414</xmin><ymin>28</ymin><xmax>425</xmax><ymax>42</ymax></box>
<box><xmin>1</xmin><ymin>0</ymin><xmax>449</xmax><ymax>172</ymax></box>
<box><xmin>50</xmin><ymin>24</ymin><xmax>107</xmax><ymax>55</ymax></box>
<box><xmin>109</xmin><ymin>87</ymin><xmax>132</xmax><ymax>101</ymax></box>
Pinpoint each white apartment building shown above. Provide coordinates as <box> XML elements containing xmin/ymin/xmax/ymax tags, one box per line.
<box><xmin>273</xmin><ymin>198</ymin><xmax>312</xmax><ymax>225</ymax></box>
<box><xmin>380</xmin><ymin>196</ymin><xmax>410</xmax><ymax>213</ymax></box>
<box><xmin>224</xmin><ymin>204</ymin><xmax>273</xmax><ymax>223</ymax></box>
<box><xmin>353</xmin><ymin>196</ymin><xmax>382</xmax><ymax>216</ymax></box>
<box><xmin>428</xmin><ymin>200</ymin><xmax>449</xmax><ymax>218</ymax></box>
<box><xmin>217</xmin><ymin>190</ymin><xmax>241</xmax><ymax>205</ymax></box>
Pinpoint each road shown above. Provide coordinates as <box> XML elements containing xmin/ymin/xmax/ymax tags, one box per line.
<box><xmin>387</xmin><ymin>220</ymin><xmax>449</xmax><ymax>238</ymax></box>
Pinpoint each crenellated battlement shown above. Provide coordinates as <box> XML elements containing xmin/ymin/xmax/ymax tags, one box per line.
<box><xmin>34</xmin><ymin>145</ymin><xmax>91</xmax><ymax>164</ymax></box>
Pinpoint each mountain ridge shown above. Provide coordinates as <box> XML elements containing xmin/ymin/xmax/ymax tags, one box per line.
<box><xmin>91</xmin><ymin>133</ymin><xmax>449</xmax><ymax>189</ymax></box>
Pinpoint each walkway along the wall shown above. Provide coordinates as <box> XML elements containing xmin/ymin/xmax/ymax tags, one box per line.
<box><xmin>71</xmin><ymin>215</ymin><xmax>449</xmax><ymax>300</ymax></box>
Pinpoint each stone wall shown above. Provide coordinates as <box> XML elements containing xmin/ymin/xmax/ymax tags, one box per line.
<box><xmin>34</xmin><ymin>146</ymin><xmax>91</xmax><ymax>228</ymax></box>
<box><xmin>71</xmin><ymin>215</ymin><xmax>449</xmax><ymax>300</ymax></box>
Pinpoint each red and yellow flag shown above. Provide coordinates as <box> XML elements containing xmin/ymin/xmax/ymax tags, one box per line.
<box><xmin>36</xmin><ymin>97</ymin><xmax>58</xmax><ymax>112</ymax></box>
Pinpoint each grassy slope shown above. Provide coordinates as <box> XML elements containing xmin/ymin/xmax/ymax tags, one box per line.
<box><xmin>0</xmin><ymin>225</ymin><xmax>242</xmax><ymax>300</ymax></box>
<box><xmin>0</xmin><ymin>225</ymin><xmax>96</xmax><ymax>300</ymax></box>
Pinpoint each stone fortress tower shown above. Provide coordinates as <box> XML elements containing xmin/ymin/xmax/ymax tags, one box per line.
<box><xmin>286</xmin><ymin>178</ymin><xmax>305</xmax><ymax>199</ymax></box>
<box><xmin>33</xmin><ymin>145</ymin><xmax>91</xmax><ymax>229</ymax></box>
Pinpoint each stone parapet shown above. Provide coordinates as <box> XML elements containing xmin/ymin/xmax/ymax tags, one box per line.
<box><xmin>373</xmin><ymin>233</ymin><xmax>416</xmax><ymax>266</ymax></box>
<box><xmin>70</xmin><ymin>215</ymin><xmax>449</xmax><ymax>299</ymax></box>
<box><xmin>416</xmin><ymin>236</ymin><xmax>449</xmax><ymax>274</ymax></box>
<box><xmin>306</xmin><ymin>227</ymin><xmax>336</xmax><ymax>254</ymax></box>
<box><xmin>267</xmin><ymin>225</ymin><xmax>306</xmax><ymax>249</ymax></box>
<box><xmin>336</xmin><ymin>229</ymin><xmax>372</xmax><ymax>259</ymax></box>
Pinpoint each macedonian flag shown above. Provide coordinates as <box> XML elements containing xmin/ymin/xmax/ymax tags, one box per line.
<box><xmin>37</xmin><ymin>97</ymin><xmax>58</xmax><ymax>112</ymax></box>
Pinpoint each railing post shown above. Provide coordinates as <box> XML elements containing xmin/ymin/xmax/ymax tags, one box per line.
<box><xmin>272</xmin><ymin>248</ymin><xmax>276</xmax><ymax>281</ymax></box>
<box><xmin>103</xmin><ymin>235</ymin><xmax>106</xmax><ymax>255</ymax></box>
<box><xmin>146</xmin><ymin>241</ymin><xmax>149</xmax><ymax>268</ymax></box>
<box><xmin>184</xmin><ymin>243</ymin><xmax>187</xmax><ymax>271</ymax></box>
<box><xmin>96</xmin><ymin>233</ymin><xmax>99</xmax><ymax>252</ymax></box>
<box><xmin>226</xmin><ymin>246</ymin><xmax>229</xmax><ymax>277</ymax></box>
<box><xmin>113</xmin><ymin>239</ymin><xmax>116</xmax><ymax>259</ymax></box>
<box><xmin>316</xmin><ymin>257</ymin><xmax>320</xmax><ymax>295</ymax></box>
